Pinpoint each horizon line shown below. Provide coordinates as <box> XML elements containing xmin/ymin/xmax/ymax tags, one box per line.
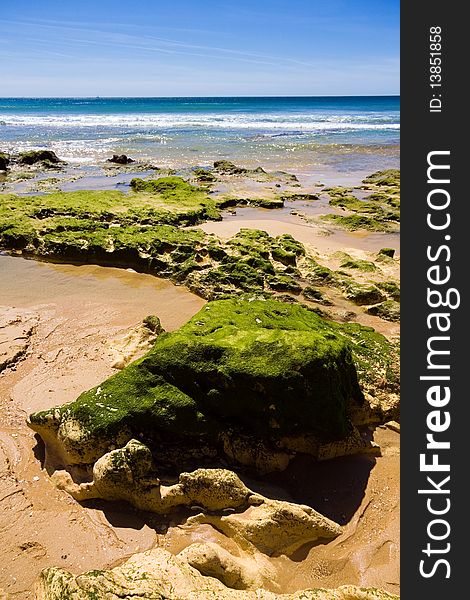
<box><xmin>0</xmin><ymin>94</ymin><xmax>400</xmax><ymax>99</ymax></box>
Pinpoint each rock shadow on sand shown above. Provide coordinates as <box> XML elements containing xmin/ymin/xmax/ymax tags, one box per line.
<box><xmin>261</xmin><ymin>450</ymin><xmax>376</xmax><ymax>526</ymax></box>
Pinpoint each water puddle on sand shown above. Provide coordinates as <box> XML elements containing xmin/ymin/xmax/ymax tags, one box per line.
<box><xmin>0</xmin><ymin>253</ymin><xmax>205</xmax><ymax>331</ymax></box>
<box><xmin>59</xmin><ymin>170</ymin><xmax>155</xmax><ymax>192</ymax></box>
<box><xmin>197</xmin><ymin>207</ymin><xmax>400</xmax><ymax>255</ymax></box>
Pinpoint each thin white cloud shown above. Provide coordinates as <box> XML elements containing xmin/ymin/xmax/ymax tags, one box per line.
<box><xmin>0</xmin><ymin>18</ymin><xmax>326</xmax><ymax>70</ymax></box>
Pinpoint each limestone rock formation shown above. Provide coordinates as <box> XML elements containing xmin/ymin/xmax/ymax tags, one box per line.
<box><xmin>52</xmin><ymin>439</ymin><xmax>341</xmax><ymax>556</ymax></box>
<box><xmin>188</xmin><ymin>497</ymin><xmax>341</xmax><ymax>555</ymax></box>
<box><xmin>108</xmin><ymin>315</ymin><xmax>164</xmax><ymax>369</ymax></box>
<box><xmin>35</xmin><ymin>547</ymin><xmax>399</xmax><ymax>600</ymax></box>
<box><xmin>52</xmin><ymin>440</ymin><xmax>253</xmax><ymax>511</ymax></box>
<box><xmin>179</xmin><ymin>542</ymin><xmax>273</xmax><ymax>590</ymax></box>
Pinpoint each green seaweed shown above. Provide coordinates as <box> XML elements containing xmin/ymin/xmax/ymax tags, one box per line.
<box><xmin>323</xmin><ymin>172</ymin><xmax>400</xmax><ymax>229</ymax></box>
<box><xmin>321</xmin><ymin>214</ymin><xmax>394</xmax><ymax>232</ymax></box>
<box><xmin>376</xmin><ymin>281</ymin><xmax>400</xmax><ymax>301</ymax></box>
<box><xmin>336</xmin><ymin>253</ymin><xmax>377</xmax><ymax>272</ymax></box>
<box><xmin>306</xmin><ymin>259</ymin><xmax>339</xmax><ymax>286</ymax></box>
<box><xmin>266</xmin><ymin>273</ymin><xmax>302</xmax><ymax>293</ymax></box>
<box><xmin>362</xmin><ymin>169</ymin><xmax>400</xmax><ymax>187</ymax></box>
<box><xmin>302</xmin><ymin>286</ymin><xmax>332</xmax><ymax>305</ymax></box>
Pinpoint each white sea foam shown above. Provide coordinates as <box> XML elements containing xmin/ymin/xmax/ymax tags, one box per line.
<box><xmin>0</xmin><ymin>112</ymin><xmax>400</xmax><ymax>132</ymax></box>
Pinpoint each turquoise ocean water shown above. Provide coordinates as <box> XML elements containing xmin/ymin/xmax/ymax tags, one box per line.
<box><xmin>0</xmin><ymin>96</ymin><xmax>399</xmax><ymax>172</ymax></box>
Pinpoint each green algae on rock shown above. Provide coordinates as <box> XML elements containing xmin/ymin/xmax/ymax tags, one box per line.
<box><xmin>193</xmin><ymin>167</ymin><xmax>217</xmax><ymax>182</ymax></box>
<box><xmin>362</xmin><ymin>169</ymin><xmax>400</xmax><ymax>188</ymax></box>
<box><xmin>186</xmin><ymin>229</ymin><xmax>307</xmax><ymax>299</ymax></box>
<box><xmin>216</xmin><ymin>196</ymin><xmax>285</xmax><ymax>210</ymax></box>
<box><xmin>301</xmin><ymin>286</ymin><xmax>333</xmax><ymax>305</ymax></box>
<box><xmin>377</xmin><ymin>247</ymin><xmax>396</xmax><ymax>259</ymax></box>
<box><xmin>343</xmin><ymin>282</ymin><xmax>386</xmax><ymax>306</ymax></box>
<box><xmin>320</xmin><ymin>214</ymin><xmax>396</xmax><ymax>233</ymax></box>
<box><xmin>214</xmin><ymin>160</ymin><xmax>250</xmax><ymax>175</ymax></box>
<box><xmin>376</xmin><ymin>281</ymin><xmax>400</xmax><ymax>302</ymax></box>
<box><xmin>129</xmin><ymin>175</ymin><xmax>222</xmax><ymax>222</ymax></box>
<box><xmin>28</xmin><ymin>297</ymin><xmax>368</xmax><ymax>470</ymax></box>
<box><xmin>0</xmin><ymin>194</ymin><xmax>300</xmax><ymax>298</ymax></box>
<box><xmin>212</xmin><ymin>160</ymin><xmax>298</xmax><ymax>183</ymax></box>
<box><xmin>0</xmin><ymin>189</ymin><xmax>297</xmax><ymax>301</ymax></box>
<box><xmin>337</xmin><ymin>255</ymin><xmax>377</xmax><ymax>273</ymax></box>
<box><xmin>0</xmin><ymin>176</ymin><xmax>222</xmax><ymax>236</ymax></box>
<box><xmin>366</xmin><ymin>300</ymin><xmax>400</xmax><ymax>322</ymax></box>
<box><xmin>320</xmin><ymin>170</ymin><xmax>400</xmax><ymax>232</ymax></box>
<box><xmin>266</xmin><ymin>272</ymin><xmax>302</xmax><ymax>293</ymax></box>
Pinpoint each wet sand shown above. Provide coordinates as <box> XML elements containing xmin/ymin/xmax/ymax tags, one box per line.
<box><xmin>0</xmin><ymin>256</ymin><xmax>205</xmax><ymax>598</ymax></box>
<box><xmin>0</xmin><ymin>254</ymin><xmax>204</xmax><ymax>324</ymax></box>
<box><xmin>270</xmin><ymin>428</ymin><xmax>399</xmax><ymax>594</ymax></box>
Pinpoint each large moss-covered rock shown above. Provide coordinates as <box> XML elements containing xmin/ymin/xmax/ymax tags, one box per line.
<box><xmin>29</xmin><ymin>298</ymin><xmax>365</xmax><ymax>470</ymax></box>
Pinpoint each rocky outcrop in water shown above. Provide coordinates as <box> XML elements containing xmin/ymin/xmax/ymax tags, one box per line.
<box><xmin>17</xmin><ymin>150</ymin><xmax>62</xmax><ymax>166</ymax></box>
<box><xmin>107</xmin><ymin>154</ymin><xmax>134</xmax><ymax>164</ymax></box>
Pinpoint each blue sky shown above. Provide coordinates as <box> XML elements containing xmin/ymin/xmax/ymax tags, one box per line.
<box><xmin>1</xmin><ymin>0</ymin><xmax>399</xmax><ymax>97</ymax></box>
